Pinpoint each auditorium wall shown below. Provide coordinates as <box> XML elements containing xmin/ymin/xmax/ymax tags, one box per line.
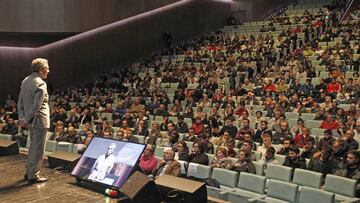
<box><xmin>0</xmin><ymin>0</ymin><xmax>179</xmax><ymax>32</ymax></box>
<box><xmin>0</xmin><ymin>0</ymin><xmax>288</xmax><ymax>101</ymax></box>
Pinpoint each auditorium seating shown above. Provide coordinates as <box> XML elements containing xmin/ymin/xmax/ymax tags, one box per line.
<box><xmin>8</xmin><ymin>0</ymin><xmax>359</xmax><ymax>201</ymax></box>
<box><xmin>265</xmin><ymin>164</ymin><xmax>293</xmax><ymax>182</ymax></box>
<box><xmin>292</xmin><ymin>168</ymin><xmax>323</xmax><ymax>189</ymax></box>
<box><xmin>297</xmin><ymin>186</ymin><xmax>335</xmax><ymax>203</ymax></box>
<box><xmin>226</xmin><ymin>173</ymin><xmax>267</xmax><ymax>203</ymax></box>
<box><xmin>254</xmin><ymin>179</ymin><xmax>299</xmax><ymax>203</ymax></box>
<box><xmin>324</xmin><ymin>174</ymin><xmax>358</xmax><ymax>203</ymax></box>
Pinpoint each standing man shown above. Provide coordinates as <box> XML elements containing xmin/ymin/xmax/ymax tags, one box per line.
<box><xmin>18</xmin><ymin>58</ymin><xmax>50</xmax><ymax>184</ymax></box>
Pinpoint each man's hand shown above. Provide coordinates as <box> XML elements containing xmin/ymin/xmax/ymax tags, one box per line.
<box><xmin>18</xmin><ymin>118</ymin><xmax>27</xmax><ymax>128</ymax></box>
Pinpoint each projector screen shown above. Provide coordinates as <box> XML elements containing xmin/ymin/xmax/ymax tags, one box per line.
<box><xmin>71</xmin><ymin>136</ymin><xmax>146</xmax><ymax>188</ymax></box>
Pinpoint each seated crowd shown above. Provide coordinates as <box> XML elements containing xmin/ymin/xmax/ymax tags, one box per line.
<box><xmin>0</xmin><ymin>0</ymin><xmax>359</xmax><ymax>197</ymax></box>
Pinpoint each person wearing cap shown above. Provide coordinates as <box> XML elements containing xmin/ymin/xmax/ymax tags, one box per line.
<box><xmin>316</xmin><ymin>129</ymin><xmax>336</xmax><ymax>151</ymax></box>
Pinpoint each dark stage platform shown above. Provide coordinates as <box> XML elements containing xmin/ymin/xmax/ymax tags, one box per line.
<box><xmin>0</xmin><ymin>154</ymin><xmax>228</xmax><ymax>203</ymax></box>
<box><xmin>0</xmin><ymin>154</ymin><xmax>106</xmax><ymax>203</ymax></box>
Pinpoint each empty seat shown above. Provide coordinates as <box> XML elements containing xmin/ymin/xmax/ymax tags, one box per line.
<box><xmin>45</xmin><ymin>140</ymin><xmax>57</xmax><ymax>153</ymax></box>
<box><xmin>154</xmin><ymin>146</ymin><xmax>165</xmax><ymax>157</ymax></box>
<box><xmin>305</xmin><ymin>120</ymin><xmax>322</xmax><ymax>129</ymax></box>
<box><xmin>311</xmin><ymin>128</ymin><xmax>325</xmax><ymax>138</ymax></box>
<box><xmin>178</xmin><ymin>160</ymin><xmax>188</xmax><ymax>176</ymax></box>
<box><xmin>338</xmin><ymin>104</ymin><xmax>351</xmax><ymax>111</ymax></box>
<box><xmin>0</xmin><ymin>133</ymin><xmax>12</xmax><ymax>141</ymax></box>
<box><xmin>265</xmin><ymin>164</ymin><xmax>293</xmax><ymax>182</ymax></box>
<box><xmin>207</xmin><ymin>153</ymin><xmax>215</xmax><ymax>163</ymax></box>
<box><xmin>324</xmin><ymin>174</ymin><xmax>358</xmax><ymax>202</ymax></box>
<box><xmin>227</xmin><ymin>173</ymin><xmax>267</xmax><ymax>203</ymax></box>
<box><xmin>253</xmin><ymin>151</ymin><xmax>262</xmax><ymax>161</ymax></box>
<box><xmin>56</xmin><ymin>142</ymin><xmax>74</xmax><ymax>152</ymax></box>
<box><xmin>300</xmin><ymin>113</ymin><xmax>316</xmax><ymax>120</ymax></box>
<box><xmin>285</xmin><ymin>112</ymin><xmax>299</xmax><ymax>119</ymax></box>
<box><xmin>275</xmin><ymin>154</ymin><xmax>286</xmax><ymax>165</ymax></box>
<box><xmin>134</xmin><ymin>135</ymin><xmax>145</xmax><ymax>143</ymax></box>
<box><xmin>258</xmin><ymin>179</ymin><xmax>299</xmax><ymax>203</ymax></box>
<box><xmin>253</xmin><ymin>161</ymin><xmax>265</xmax><ymax>175</ymax></box>
<box><xmin>292</xmin><ymin>168</ymin><xmax>323</xmax><ymax>189</ymax></box>
<box><xmin>187</xmin><ymin>162</ymin><xmax>212</xmax><ymax>180</ymax></box>
<box><xmin>72</xmin><ymin>143</ymin><xmax>83</xmax><ymax>154</ymax></box>
<box><xmin>298</xmin><ymin>186</ymin><xmax>335</xmax><ymax>203</ymax></box>
<box><xmin>211</xmin><ymin>168</ymin><xmax>239</xmax><ymax>188</ymax></box>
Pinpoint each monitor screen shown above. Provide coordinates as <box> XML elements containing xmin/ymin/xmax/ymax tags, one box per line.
<box><xmin>71</xmin><ymin>136</ymin><xmax>146</xmax><ymax>188</ymax></box>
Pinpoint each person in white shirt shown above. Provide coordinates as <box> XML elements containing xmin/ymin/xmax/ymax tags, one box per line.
<box><xmin>88</xmin><ymin>143</ymin><xmax>117</xmax><ymax>181</ymax></box>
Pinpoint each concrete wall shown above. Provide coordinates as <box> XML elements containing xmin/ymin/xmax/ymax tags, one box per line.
<box><xmin>0</xmin><ymin>0</ymin><xmax>231</xmax><ymax>100</ymax></box>
<box><xmin>0</xmin><ymin>0</ymin><xmax>179</xmax><ymax>32</ymax></box>
<box><xmin>0</xmin><ymin>0</ymin><xmax>289</xmax><ymax>102</ymax></box>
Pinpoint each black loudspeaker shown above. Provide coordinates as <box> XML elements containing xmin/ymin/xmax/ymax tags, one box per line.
<box><xmin>155</xmin><ymin>175</ymin><xmax>207</xmax><ymax>203</ymax></box>
<box><xmin>120</xmin><ymin>171</ymin><xmax>162</xmax><ymax>203</ymax></box>
<box><xmin>0</xmin><ymin>140</ymin><xmax>19</xmax><ymax>156</ymax></box>
<box><xmin>48</xmin><ymin>151</ymin><xmax>81</xmax><ymax>171</ymax></box>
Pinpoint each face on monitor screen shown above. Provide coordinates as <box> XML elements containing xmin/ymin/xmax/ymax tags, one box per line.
<box><xmin>71</xmin><ymin>136</ymin><xmax>145</xmax><ymax>188</ymax></box>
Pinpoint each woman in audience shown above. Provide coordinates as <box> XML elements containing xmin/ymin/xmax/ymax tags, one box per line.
<box><xmin>210</xmin><ymin>147</ymin><xmax>232</xmax><ymax>169</ymax></box>
<box><xmin>188</xmin><ymin>142</ymin><xmax>209</xmax><ymax>165</ymax></box>
<box><xmin>147</xmin><ymin>122</ymin><xmax>160</xmax><ymax>145</ymax></box>
<box><xmin>174</xmin><ymin>140</ymin><xmax>189</xmax><ymax>161</ymax></box>
<box><xmin>183</xmin><ymin>107</ymin><xmax>194</xmax><ymax>119</ymax></box>
<box><xmin>139</xmin><ymin>144</ymin><xmax>158</xmax><ymax>175</ymax></box>
<box><xmin>227</xmin><ymin>149</ymin><xmax>256</xmax><ymax>174</ymax></box>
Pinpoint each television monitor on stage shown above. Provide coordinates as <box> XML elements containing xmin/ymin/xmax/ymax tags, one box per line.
<box><xmin>71</xmin><ymin>136</ymin><xmax>146</xmax><ymax>189</ymax></box>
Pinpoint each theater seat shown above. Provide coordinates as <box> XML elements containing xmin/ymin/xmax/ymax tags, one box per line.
<box><xmin>324</xmin><ymin>174</ymin><xmax>359</xmax><ymax>203</ymax></box>
<box><xmin>253</xmin><ymin>179</ymin><xmax>298</xmax><ymax>203</ymax></box>
<box><xmin>186</xmin><ymin>162</ymin><xmax>212</xmax><ymax>180</ymax></box>
<box><xmin>265</xmin><ymin>164</ymin><xmax>293</xmax><ymax>182</ymax></box>
<box><xmin>56</xmin><ymin>142</ymin><xmax>74</xmax><ymax>152</ymax></box>
<box><xmin>226</xmin><ymin>173</ymin><xmax>267</xmax><ymax>203</ymax></box>
<box><xmin>298</xmin><ymin>186</ymin><xmax>334</xmax><ymax>203</ymax></box>
<box><xmin>292</xmin><ymin>168</ymin><xmax>323</xmax><ymax>189</ymax></box>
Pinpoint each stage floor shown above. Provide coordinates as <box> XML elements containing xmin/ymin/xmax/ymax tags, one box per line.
<box><xmin>0</xmin><ymin>154</ymin><xmax>106</xmax><ymax>203</ymax></box>
<box><xmin>0</xmin><ymin>154</ymin><xmax>228</xmax><ymax>203</ymax></box>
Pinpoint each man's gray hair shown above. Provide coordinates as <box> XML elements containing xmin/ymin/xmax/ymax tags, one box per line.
<box><xmin>31</xmin><ymin>58</ymin><xmax>48</xmax><ymax>73</ymax></box>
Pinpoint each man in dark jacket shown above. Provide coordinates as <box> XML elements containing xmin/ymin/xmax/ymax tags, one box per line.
<box><xmin>283</xmin><ymin>147</ymin><xmax>307</xmax><ymax>169</ymax></box>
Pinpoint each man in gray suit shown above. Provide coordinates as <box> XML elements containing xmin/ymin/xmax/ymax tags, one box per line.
<box><xmin>18</xmin><ymin>58</ymin><xmax>50</xmax><ymax>184</ymax></box>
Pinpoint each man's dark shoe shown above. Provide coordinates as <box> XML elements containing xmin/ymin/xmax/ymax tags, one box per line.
<box><xmin>28</xmin><ymin>176</ymin><xmax>48</xmax><ymax>184</ymax></box>
<box><xmin>24</xmin><ymin>174</ymin><xmax>28</xmax><ymax>181</ymax></box>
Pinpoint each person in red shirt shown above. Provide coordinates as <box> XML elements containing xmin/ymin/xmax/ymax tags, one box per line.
<box><xmin>293</xmin><ymin>127</ymin><xmax>315</xmax><ymax>148</ymax></box>
<box><xmin>263</xmin><ymin>79</ymin><xmax>277</xmax><ymax>92</ymax></box>
<box><xmin>235</xmin><ymin>102</ymin><xmax>248</xmax><ymax>117</ymax></box>
<box><xmin>327</xmin><ymin>78</ymin><xmax>341</xmax><ymax>94</ymax></box>
<box><xmin>320</xmin><ymin>114</ymin><xmax>339</xmax><ymax>130</ymax></box>
<box><xmin>191</xmin><ymin>116</ymin><xmax>204</xmax><ymax>135</ymax></box>
<box><xmin>139</xmin><ymin>144</ymin><xmax>158</xmax><ymax>175</ymax></box>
